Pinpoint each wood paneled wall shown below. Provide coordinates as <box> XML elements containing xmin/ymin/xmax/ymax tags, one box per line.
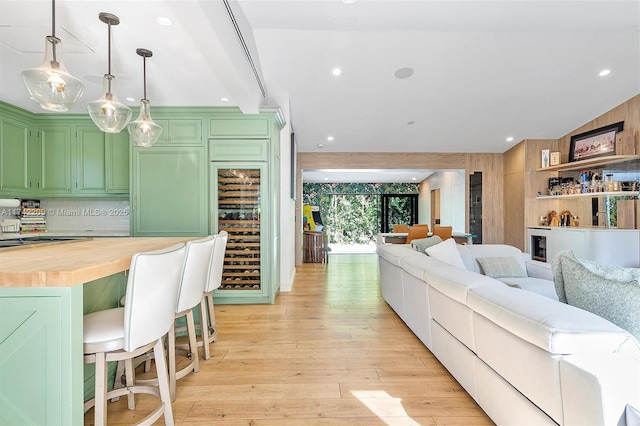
<box><xmin>295</xmin><ymin>152</ymin><xmax>504</xmax><ymax>265</ymax></box>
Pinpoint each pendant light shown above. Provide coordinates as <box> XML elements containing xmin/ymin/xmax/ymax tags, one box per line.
<box><xmin>21</xmin><ymin>0</ymin><xmax>84</xmax><ymax>112</ymax></box>
<box><xmin>128</xmin><ymin>49</ymin><xmax>163</xmax><ymax>147</ymax></box>
<box><xmin>87</xmin><ymin>13</ymin><xmax>131</xmax><ymax>133</ymax></box>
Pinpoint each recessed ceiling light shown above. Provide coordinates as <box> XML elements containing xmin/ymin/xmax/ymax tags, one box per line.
<box><xmin>394</xmin><ymin>67</ymin><xmax>414</xmax><ymax>79</ymax></box>
<box><xmin>327</xmin><ymin>136</ymin><xmax>334</xmax><ymax>141</ymax></box>
<box><xmin>220</xmin><ymin>97</ymin><xmax>230</xmax><ymax>102</ymax></box>
<box><xmin>599</xmin><ymin>69</ymin><xmax>611</xmax><ymax>77</ymax></box>
<box><xmin>411</xmin><ymin>177</ymin><xmax>417</xmax><ymax>181</ymax></box>
<box><xmin>156</xmin><ymin>16</ymin><xmax>173</xmax><ymax>26</ymax></box>
<box><xmin>317</xmin><ymin>143</ymin><xmax>324</xmax><ymax>148</ymax></box>
<box><xmin>324</xmin><ymin>177</ymin><xmax>329</xmax><ymax>181</ymax></box>
<box><xmin>125</xmin><ymin>97</ymin><xmax>135</xmax><ymax>102</ymax></box>
<box><xmin>506</xmin><ymin>136</ymin><xmax>514</xmax><ymax>142</ymax></box>
<box><xmin>332</xmin><ymin>68</ymin><xmax>342</xmax><ymax>76</ymax></box>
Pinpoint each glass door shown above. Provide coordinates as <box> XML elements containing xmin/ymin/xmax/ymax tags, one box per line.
<box><xmin>212</xmin><ymin>164</ymin><xmax>266</xmax><ymax>297</ymax></box>
<box><xmin>381</xmin><ymin>194</ymin><xmax>418</xmax><ymax>233</ymax></box>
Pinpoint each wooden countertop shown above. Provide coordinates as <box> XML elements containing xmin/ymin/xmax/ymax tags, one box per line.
<box><xmin>0</xmin><ymin>237</ymin><xmax>193</xmax><ymax>288</ymax></box>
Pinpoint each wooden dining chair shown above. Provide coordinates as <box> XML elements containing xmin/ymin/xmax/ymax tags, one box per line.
<box><xmin>405</xmin><ymin>224</ymin><xmax>430</xmax><ymax>243</ymax></box>
<box><xmin>392</xmin><ymin>224</ymin><xmax>409</xmax><ymax>233</ymax></box>
<box><xmin>432</xmin><ymin>225</ymin><xmax>453</xmax><ymax>240</ymax></box>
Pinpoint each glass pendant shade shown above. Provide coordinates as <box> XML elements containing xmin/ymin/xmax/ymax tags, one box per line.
<box><xmin>21</xmin><ymin>36</ymin><xmax>84</xmax><ymax>112</ymax></box>
<box><xmin>87</xmin><ymin>73</ymin><xmax>132</xmax><ymax>133</ymax></box>
<box><xmin>128</xmin><ymin>99</ymin><xmax>162</xmax><ymax>147</ymax></box>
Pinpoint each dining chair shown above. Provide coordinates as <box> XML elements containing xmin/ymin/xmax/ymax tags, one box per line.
<box><xmin>392</xmin><ymin>224</ymin><xmax>409</xmax><ymax>233</ymax></box>
<box><xmin>433</xmin><ymin>225</ymin><xmax>453</xmax><ymax>240</ymax></box>
<box><xmin>83</xmin><ymin>243</ymin><xmax>186</xmax><ymax>426</ymax></box>
<box><xmin>405</xmin><ymin>224</ymin><xmax>430</xmax><ymax>243</ymax></box>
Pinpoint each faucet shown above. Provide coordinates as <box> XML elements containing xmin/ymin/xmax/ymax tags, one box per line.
<box><xmin>596</xmin><ymin>211</ymin><xmax>610</xmax><ymax>228</ymax></box>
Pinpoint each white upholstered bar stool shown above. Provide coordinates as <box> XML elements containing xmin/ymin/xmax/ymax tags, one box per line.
<box><xmin>83</xmin><ymin>243</ymin><xmax>186</xmax><ymax>426</ymax></box>
<box><xmin>167</xmin><ymin>234</ymin><xmax>217</xmax><ymax>401</ymax></box>
<box><xmin>199</xmin><ymin>230</ymin><xmax>228</xmax><ymax>360</ymax></box>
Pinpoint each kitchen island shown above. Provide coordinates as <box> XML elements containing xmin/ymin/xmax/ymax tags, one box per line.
<box><xmin>0</xmin><ymin>237</ymin><xmax>192</xmax><ymax>426</ymax></box>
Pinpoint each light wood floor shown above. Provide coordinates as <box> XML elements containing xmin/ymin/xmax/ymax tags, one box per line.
<box><xmin>85</xmin><ymin>254</ymin><xmax>493</xmax><ymax>425</ymax></box>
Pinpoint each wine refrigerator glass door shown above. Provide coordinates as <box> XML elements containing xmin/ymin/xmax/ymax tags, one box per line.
<box><xmin>213</xmin><ymin>164</ymin><xmax>267</xmax><ymax>295</ymax></box>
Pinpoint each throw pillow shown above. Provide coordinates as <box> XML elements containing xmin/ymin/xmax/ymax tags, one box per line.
<box><xmin>425</xmin><ymin>238</ymin><xmax>466</xmax><ymax>269</ymax></box>
<box><xmin>552</xmin><ymin>250</ymin><xmax>640</xmax><ymax>341</ymax></box>
<box><xmin>476</xmin><ymin>256</ymin><xmax>527</xmax><ymax>278</ymax></box>
<box><xmin>410</xmin><ymin>236</ymin><xmax>443</xmax><ymax>253</ymax></box>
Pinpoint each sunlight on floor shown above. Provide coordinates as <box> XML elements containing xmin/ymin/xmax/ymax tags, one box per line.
<box><xmin>329</xmin><ymin>243</ymin><xmax>377</xmax><ymax>254</ymax></box>
<box><xmin>351</xmin><ymin>390</ymin><xmax>421</xmax><ymax>426</ymax></box>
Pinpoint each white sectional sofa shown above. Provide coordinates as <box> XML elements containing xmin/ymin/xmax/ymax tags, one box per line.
<box><xmin>378</xmin><ymin>242</ymin><xmax>640</xmax><ymax>425</ymax></box>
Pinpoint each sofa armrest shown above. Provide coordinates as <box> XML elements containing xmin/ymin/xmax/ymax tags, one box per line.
<box><xmin>525</xmin><ymin>259</ymin><xmax>553</xmax><ymax>281</ymax></box>
<box><xmin>560</xmin><ymin>353</ymin><xmax>640</xmax><ymax>425</ymax></box>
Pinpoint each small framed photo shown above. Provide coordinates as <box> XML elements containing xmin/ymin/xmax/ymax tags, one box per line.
<box><xmin>550</xmin><ymin>151</ymin><xmax>560</xmax><ymax>166</ymax></box>
<box><xmin>541</xmin><ymin>149</ymin><xmax>550</xmax><ymax>168</ymax></box>
<box><xmin>569</xmin><ymin>121</ymin><xmax>623</xmax><ymax>162</ymax></box>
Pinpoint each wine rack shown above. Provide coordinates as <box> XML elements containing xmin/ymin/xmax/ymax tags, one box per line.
<box><xmin>216</xmin><ymin>168</ymin><xmax>262</xmax><ymax>290</ymax></box>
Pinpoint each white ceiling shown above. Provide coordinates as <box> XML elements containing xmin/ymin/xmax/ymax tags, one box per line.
<box><xmin>303</xmin><ymin>169</ymin><xmax>433</xmax><ymax>183</ymax></box>
<box><xmin>1</xmin><ymin>0</ymin><xmax>639</xmax><ymax>183</ymax></box>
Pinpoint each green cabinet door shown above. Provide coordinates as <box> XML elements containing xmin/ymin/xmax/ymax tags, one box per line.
<box><xmin>153</xmin><ymin>119</ymin><xmax>202</xmax><ymax>145</ymax></box>
<box><xmin>0</xmin><ymin>286</ymin><xmax>83</xmax><ymax>426</ymax></box>
<box><xmin>0</xmin><ymin>116</ymin><xmax>30</xmax><ymax>195</ymax></box>
<box><xmin>37</xmin><ymin>124</ymin><xmax>72</xmax><ymax>195</ymax></box>
<box><xmin>76</xmin><ymin>125</ymin><xmax>106</xmax><ymax>194</ymax></box>
<box><xmin>105</xmin><ymin>132</ymin><xmax>130</xmax><ymax>193</ymax></box>
<box><xmin>131</xmin><ymin>146</ymin><xmax>207</xmax><ymax>236</ymax></box>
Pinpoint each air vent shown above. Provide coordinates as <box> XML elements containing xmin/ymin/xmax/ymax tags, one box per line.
<box><xmin>222</xmin><ymin>0</ymin><xmax>266</xmax><ymax>99</ymax></box>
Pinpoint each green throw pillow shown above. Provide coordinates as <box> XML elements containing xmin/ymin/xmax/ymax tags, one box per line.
<box><xmin>410</xmin><ymin>236</ymin><xmax>443</xmax><ymax>253</ymax></box>
<box><xmin>552</xmin><ymin>250</ymin><xmax>640</xmax><ymax>341</ymax></box>
<box><xmin>476</xmin><ymin>256</ymin><xmax>527</xmax><ymax>278</ymax></box>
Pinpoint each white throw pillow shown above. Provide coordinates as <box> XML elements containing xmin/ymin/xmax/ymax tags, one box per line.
<box><xmin>425</xmin><ymin>238</ymin><xmax>466</xmax><ymax>269</ymax></box>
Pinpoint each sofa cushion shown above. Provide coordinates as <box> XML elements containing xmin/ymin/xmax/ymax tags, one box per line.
<box><xmin>497</xmin><ymin>277</ymin><xmax>559</xmax><ymax>301</ymax></box>
<box><xmin>425</xmin><ymin>264</ymin><xmax>501</xmax><ymax>304</ymax></box>
<box><xmin>468</xmin><ymin>285</ymin><xmax>634</xmax><ymax>355</ymax></box>
<box><xmin>426</xmin><ymin>238</ymin><xmax>466</xmax><ymax>269</ymax></box>
<box><xmin>377</xmin><ymin>244</ymin><xmax>416</xmax><ymax>266</ymax></box>
<box><xmin>410</xmin><ymin>236</ymin><xmax>443</xmax><ymax>253</ymax></box>
<box><xmin>477</xmin><ymin>256</ymin><xmax>527</xmax><ymax>278</ymax></box>
<box><xmin>552</xmin><ymin>250</ymin><xmax>640</xmax><ymax>342</ymax></box>
<box><xmin>399</xmin><ymin>252</ymin><xmax>444</xmax><ymax>279</ymax></box>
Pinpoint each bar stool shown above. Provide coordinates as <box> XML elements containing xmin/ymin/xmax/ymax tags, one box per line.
<box><xmin>83</xmin><ymin>243</ymin><xmax>186</xmax><ymax>426</ymax></box>
<box><xmin>199</xmin><ymin>230</ymin><xmax>228</xmax><ymax>360</ymax></box>
<box><xmin>168</xmin><ymin>234</ymin><xmax>217</xmax><ymax>400</ymax></box>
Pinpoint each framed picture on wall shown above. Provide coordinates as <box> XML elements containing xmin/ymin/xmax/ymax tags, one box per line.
<box><xmin>569</xmin><ymin>121</ymin><xmax>623</xmax><ymax>162</ymax></box>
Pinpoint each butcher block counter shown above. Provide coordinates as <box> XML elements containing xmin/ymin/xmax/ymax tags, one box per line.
<box><xmin>0</xmin><ymin>237</ymin><xmax>191</xmax><ymax>288</ymax></box>
<box><xmin>0</xmin><ymin>236</ymin><xmax>195</xmax><ymax>426</ymax></box>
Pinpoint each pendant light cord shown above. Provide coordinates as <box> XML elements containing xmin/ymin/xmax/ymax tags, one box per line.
<box><xmin>143</xmin><ymin>55</ymin><xmax>147</xmax><ymax>100</ymax></box>
<box><xmin>106</xmin><ymin>19</ymin><xmax>112</xmax><ymax>94</ymax></box>
<box><xmin>51</xmin><ymin>0</ymin><xmax>56</xmax><ymax>37</ymax></box>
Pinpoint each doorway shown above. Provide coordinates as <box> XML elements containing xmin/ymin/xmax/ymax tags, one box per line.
<box><xmin>380</xmin><ymin>194</ymin><xmax>418</xmax><ymax>233</ymax></box>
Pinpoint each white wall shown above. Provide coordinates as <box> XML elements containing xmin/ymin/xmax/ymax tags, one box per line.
<box><xmin>418</xmin><ymin>170</ymin><xmax>466</xmax><ymax>232</ymax></box>
<box><xmin>273</xmin><ymin>95</ymin><xmax>295</xmax><ymax>292</ymax></box>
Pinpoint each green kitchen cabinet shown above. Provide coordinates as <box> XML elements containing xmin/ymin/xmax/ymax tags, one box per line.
<box><xmin>105</xmin><ymin>131</ymin><xmax>130</xmax><ymax>193</ymax></box>
<box><xmin>131</xmin><ymin>146</ymin><xmax>207</xmax><ymax>236</ymax></box>
<box><xmin>153</xmin><ymin>119</ymin><xmax>203</xmax><ymax>145</ymax></box>
<box><xmin>0</xmin><ymin>115</ymin><xmax>31</xmax><ymax>196</ymax></box>
<box><xmin>0</xmin><ymin>286</ymin><xmax>83</xmax><ymax>426</ymax></box>
<box><xmin>76</xmin><ymin>126</ymin><xmax>130</xmax><ymax>195</ymax></box>
<box><xmin>36</xmin><ymin>124</ymin><xmax>73</xmax><ymax>195</ymax></box>
<box><xmin>76</xmin><ymin>125</ymin><xmax>106</xmax><ymax>194</ymax></box>
<box><xmin>208</xmin><ymin>108</ymin><xmax>285</xmax><ymax>304</ymax></box>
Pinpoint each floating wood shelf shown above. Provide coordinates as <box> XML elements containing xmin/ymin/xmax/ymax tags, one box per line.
<box><xmin>536</xmin><ymin>191</ymin><xmax>639</xmax><ymax>200</ymax></box>
<box><xmin>536</xmin><ymin>155</ymin><xmax>640</xmax><ymax>172</ymax></box>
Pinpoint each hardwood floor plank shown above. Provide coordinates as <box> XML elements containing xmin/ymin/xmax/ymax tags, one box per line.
<box><xmin>84</xmin><ymin>253</ymin><xmax>493</xmax><ymax>425</ymax></box>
